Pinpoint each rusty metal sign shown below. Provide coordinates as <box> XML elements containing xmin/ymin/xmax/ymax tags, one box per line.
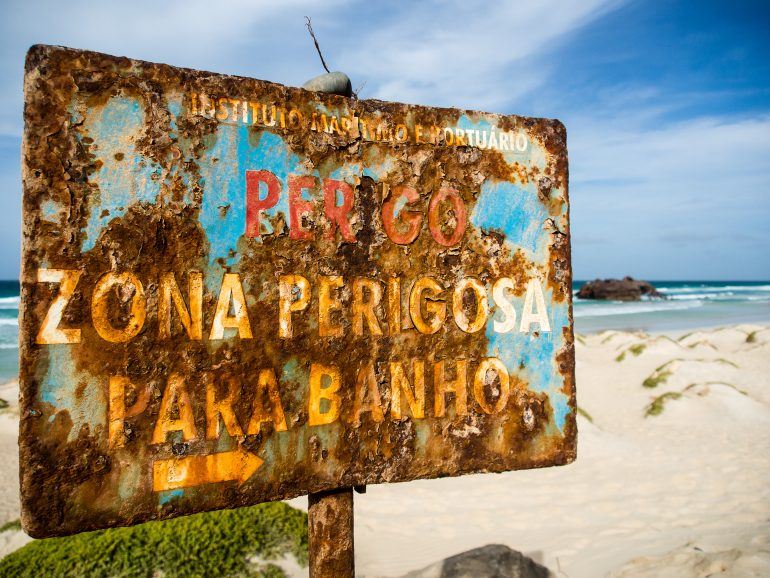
<box><xmin>20</xmin><ymin>45</ymin><xmax>576</xmax><ymax>538</ymax></box>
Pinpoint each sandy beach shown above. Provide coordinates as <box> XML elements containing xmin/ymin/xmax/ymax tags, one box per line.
<box><xmin>1</xmin><ymin>323</ymin><xmax>769</xmax><ymax>576</ymax></box>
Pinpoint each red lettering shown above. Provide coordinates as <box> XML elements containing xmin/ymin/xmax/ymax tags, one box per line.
<box><xmin>288</xmin><ymin>175</ymin><xmax>317</xmax><ymax>240</ymax></box>
<box><xmin>323</xmin><ymin>179</ymin><xmax>356</xmax><ymax>242</ymax></box>
<box><xmin>382</xmin><ymin>186</ymin><xmax>423</xmax><ymax>245</ymax></box>
<box><xmin>245</xmin><ymin>170</ymin><xmax>280</xmax><ymax>237</ymax></box>
<box><xmin>428</xmin><ymin>188</ymin><xmax>467</xmax><ymax>247</ymax></box>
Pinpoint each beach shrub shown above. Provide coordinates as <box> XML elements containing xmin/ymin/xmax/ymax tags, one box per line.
<box><xmin>644</xmin><ymin>392</ymin><xmax>682</xmax><ymax>417</ymax></box>
<box><xmin>745</xmin><ymin>331</ymin><xmax>757</xmax><ymax>343</ymax></box>
<box><xmin>0</xmin><ymin>398</ymin><xmax>8</xmax><ymax>409</ymax></box>
<box><xmin>0</xmin><ymin>502</ymin><xmax>307</xmax><ymax>578</ymax></box>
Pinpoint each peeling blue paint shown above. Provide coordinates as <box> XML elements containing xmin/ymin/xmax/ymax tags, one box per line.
<box><xmin>40</xmin><ymin>199</ymin><xmax>60</xmax><ymax>221</ymax></box>
<box><xmin>80</xmin><ymin>96</ymin><xmax>163</xmax><ymax>252</ymax></box>
<box><xmin>158</xmin><ymin>489</ymin><xmax>184</xmax><ymax>505</ymax></box>
<box><xmin>471</xmin><ymin>180</ymin><xmax>548</xmax><ymax>257</ymax></box>
<box><xmin>40</xmin><ymin>347</ymin><xmax>106</xmax><ymax>440</ymax></box>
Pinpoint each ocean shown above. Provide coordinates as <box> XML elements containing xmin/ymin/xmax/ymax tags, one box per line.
<box><xmin>0</xmin><ymin>280</ymin><xmax>767</xmax><ymax>382</ymax></box>
<box><xmin>573</xmin><ymin>280</ymin><xmax>770</xmax><ymax>334</ymax></box>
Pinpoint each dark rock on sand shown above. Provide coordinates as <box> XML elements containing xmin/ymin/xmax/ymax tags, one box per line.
<box><xmin>400</xmin><ymin>544</ymin><xmax>551</xmax><ymax>578</ymax></box>
<box><xmin>577</xmin><ymin>276</ymin><xmax>664</xmax><ymax>301</ymax></box>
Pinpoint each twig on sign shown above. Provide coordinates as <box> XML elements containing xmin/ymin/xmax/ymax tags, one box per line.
<box><xmin>352</xmin><ymin>80</ymin><xmax>367</xmax><ymax>99</ymax></box>
<box><xmin>305</xmin><ymin>16</ymin><xmax>331</xmax><ymax>73</ymax></box>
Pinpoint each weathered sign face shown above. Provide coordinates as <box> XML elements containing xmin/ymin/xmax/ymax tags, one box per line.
<box><xmin>20</xmin><ymin>45</ymin><xmax>576</xmax><ymax>537</ymax></box>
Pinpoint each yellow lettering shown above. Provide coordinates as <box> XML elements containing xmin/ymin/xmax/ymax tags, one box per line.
<box><xmin>308</xmin><ymin>363</ymin><xmax>341</xmax><ymax>426</ymax></box>
<box><xmin>108</xmin><ymin>376</ymin><xmax>149</xmax><ymax>448</ymax></box>
<box><xmin>92</xmin><ymin>271</ymin><xmax>146</xmax><ymax>343</ymax></box>
<box><xmin>36</xmin><ymin>268</ymin><xmax>81</xmax><ymax>344</ymax></box>
<box><xmin>409</xmin><ymin>276</ymin><xmax>445</xmax><ymax>335</ymax></box>
<box><xmin>351</xmin><ymin>361</ymin><xmax>384</xmax><ymax>425</ymax></box>
<box><xmin>247</xmin><ymin>369</ymin><xmax>288</xmax><ymax>435</ymax></box>
<box><xmin>319</xmin><ymin>276</ymin><xmax>344</xmax><ymax>337</ymax></box>
<box><xmin>210</xmin><ymin>273</ymin><xmax>253</xmax><ymax>340</ymax></box>
<box><xmin>278</xmin><ymin>275</ymin><xmax>310</xmax><ymax>338</ymax></box>
<box><xmin>159</xmin><ymin>271</ymin><xmax>203</xmax><ymax>340</ymax></box>
<box><xmin>387</xmin><ymin>275</ymin><xmax>402</xmax><ymax>335</ymax></box>
<box><xmin>352</xmin><ymin>278</ymin><xmax>383</xmax><ymax>336</ymax></box>
<box><xmin>206</xmin><ymin>377</ymin><xmax>244</xmax><ymax>440</ymax></box>
<box><xmin>452</xmin><ymin>277</ymin><xmax>488</xmax><ymax>333</ymax></box>
<box><xmin>473</xmin><ymin>358</ymin><xmax>510</xmax><ymax>414</ymax></box>
<box><xmin>390</xmin><ymin>360</ymin><xmax>425</xmax><ymax>420</ymax></box>
<box><xmin>434</xmin><ymin>359</ymin><xmax>467</xmax><ymax>417</ymax></box>
<box><xmin>152</xmin><ymin>373</ymin><xmax>197</xmax><ymax>444</ymax></box>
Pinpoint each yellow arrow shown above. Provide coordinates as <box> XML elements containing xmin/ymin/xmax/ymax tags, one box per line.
<box><xmin>153</xmin><ymin>448</ymin><xmax>263</xmax><ymax>492</ymax></box>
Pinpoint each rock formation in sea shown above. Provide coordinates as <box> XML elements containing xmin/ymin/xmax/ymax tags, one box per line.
<box><xmin>577</xmin><ymin>276</ymin><xmax>664</xmax><ymax>301</ymax></box>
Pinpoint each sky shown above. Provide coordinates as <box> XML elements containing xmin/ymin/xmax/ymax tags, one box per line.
<box><xmin>1</xmin><ymin>0</ymin><xmax>768</xmax><ymax>280</ymax></box>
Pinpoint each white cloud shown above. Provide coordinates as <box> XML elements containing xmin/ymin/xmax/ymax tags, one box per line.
<box><xmin>338</xmin><ymin>0</ymin><xmax>623</xmax><ymax>109</ymax></box>
<box><xmin>0</xmin><ymin>0</ymin><xmax>622</xmax><ymax>135</ymax></box>
<box><xmin>0</xmin><ymin>0</ymin><xmax>350</xmax><ymax>135</ymax></box>
<box><xmin>568</xmin><ymin>112</ymin><xmax>770</xmax><ymax>278</ymax></box>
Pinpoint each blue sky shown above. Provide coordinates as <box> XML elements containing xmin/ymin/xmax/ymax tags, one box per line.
<box><xmin>1</xmin><ymin>0</ymin><xmax>768</xmax><ymax>280</ymax></box>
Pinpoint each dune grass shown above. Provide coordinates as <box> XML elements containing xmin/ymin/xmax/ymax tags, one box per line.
<box><xmin>0</xmin><ymin>519</ymin><xmax>20</xmax><ymax>533</ymax></box>
<box><xmin>642</xmin><ymin>357</ymin><xmax>738</xmax><ymax>389</ymax></box>
<box><xmin>0</xmin><ymin>502</ymin><xmax>307</xmax><ymax>578</ymax></box>
<box><xmin>642</xmin><ymin>363</ymin><xmax>673</xmax><ymax>389</ymax></box>
<box><xmin>645</xmin><ymin>380</ymin><xmax>750</xmax><ymax>418</ymax></box>
<box><xmin>644</xmin><ymin>392</ymin><xmax>682</xmax><ymax>417</ymax></box>
<box><xmin>615</xmin><ymin>343</ymin><xmax>646</xmax><ymax>362</ymax></box>
<box><xmin>684</xmin><ymin>381</ymin><xmax>748</xmax><ymax>396</ymax></box>
<box><xmin>576</xmin><ymin>406</ymin><xmax>594</xmax><ymax>423</ymax></box>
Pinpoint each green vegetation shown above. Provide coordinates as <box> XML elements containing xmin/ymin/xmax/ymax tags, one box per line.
<box><xmin>0</xmin><ymin>503</ymin><xmax>307</xmax><ymax>578</ymax></box>
<box><xmin>677</xmin><ymin>331</ymin><xmax>697</xmax><ymax>342</ymax></box>
<box><xmin>642</xmin><ymin>360</ymin><xmax>674</xmax><ymax>389</ymax></box>
<box><xmin>645</xmin><ymin>379</ymin><xmax>751</xmax><ymax>418</ymax></box>
<box><xmin>642</xmin><ymin>357</ymin><xmax>739</xmax><ymax>389</ymax></box>
<box><xmin>615</xmin><ymin>343</ymin><xmax>646</xmax><ymax>362</ymax></box>
<box><xmin>642</xmin><ymin>370</ymin><xmax>672</xmax><ymax>389</ymax></box>
<box><xmin>746</xmin><ymin>331</ymin><xmax>758</xmax><ymax>343</ymax></box>
<box><xmin>0</xmin><ymin>519</ymin><xmax>20</xmax><ymax>533</ymax></box>
<box><xmin>600</xmin><ymin>331</ymin><xmax>619</xmax><ymax>345</ymax></box>
<box><xmin>0</xmin><ymin>398</ymin><xmax>8</xmax><ymax>410</ymax></box>
<box><xmin>644</xmin><ymin>392</ymin><xmax>682</xmax><ymax>417</ymax></box>
<box><xmin>576</xmin><ymin>407</ymin><xmax>594</xmax><ymax>424</ymax></box>
<box><xmin>684</xmin><ymin>381</ymin><xmax>747</xmax><ymax>396</ymax></box>
<box><xmin>686</xmin><ymin>340</ymin><xmax>716</xmax><ymax>350</ymax></box>
<box><xmin>575</xmin><ymin>333</ymin><xmax>586</xmax><ymax>345</ymax></box>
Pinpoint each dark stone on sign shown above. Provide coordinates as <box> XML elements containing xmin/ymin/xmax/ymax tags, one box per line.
<box><xmin>301</xmin><ymin>71</ymin><xmax>353</xmax><ymax>97</ymax></box>
<box><xmin>400</xmin><ymin>544</ymin><xmax>551</xmax><ymax>578</ymax></box>
<box><xmin>576</xmin><ymin>277</ymin><xmax>664</xmax><ymax>301</ymax></box>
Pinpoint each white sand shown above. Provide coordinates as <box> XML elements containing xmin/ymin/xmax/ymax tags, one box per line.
<box><xmin>2</xmin><ymin>324</ymin><xmax>769</xmax><ymax>576</ymax></box>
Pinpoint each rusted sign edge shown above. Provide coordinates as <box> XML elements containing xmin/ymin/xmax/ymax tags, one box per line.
<box><xmin>19</xmin><ymin>44</ymin><xmax>576</xmax><ymax>537</ymax></box>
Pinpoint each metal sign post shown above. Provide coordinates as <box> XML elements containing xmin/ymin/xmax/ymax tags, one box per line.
<box><xmin>20</xmin><ymin>46</ymin><xmax>575</xmax><ymax>558</ymax></box>
<box><xmin>308</xmin><ymin>488</ymin><xmax>355</xmax><ymax>577</ymax></box>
